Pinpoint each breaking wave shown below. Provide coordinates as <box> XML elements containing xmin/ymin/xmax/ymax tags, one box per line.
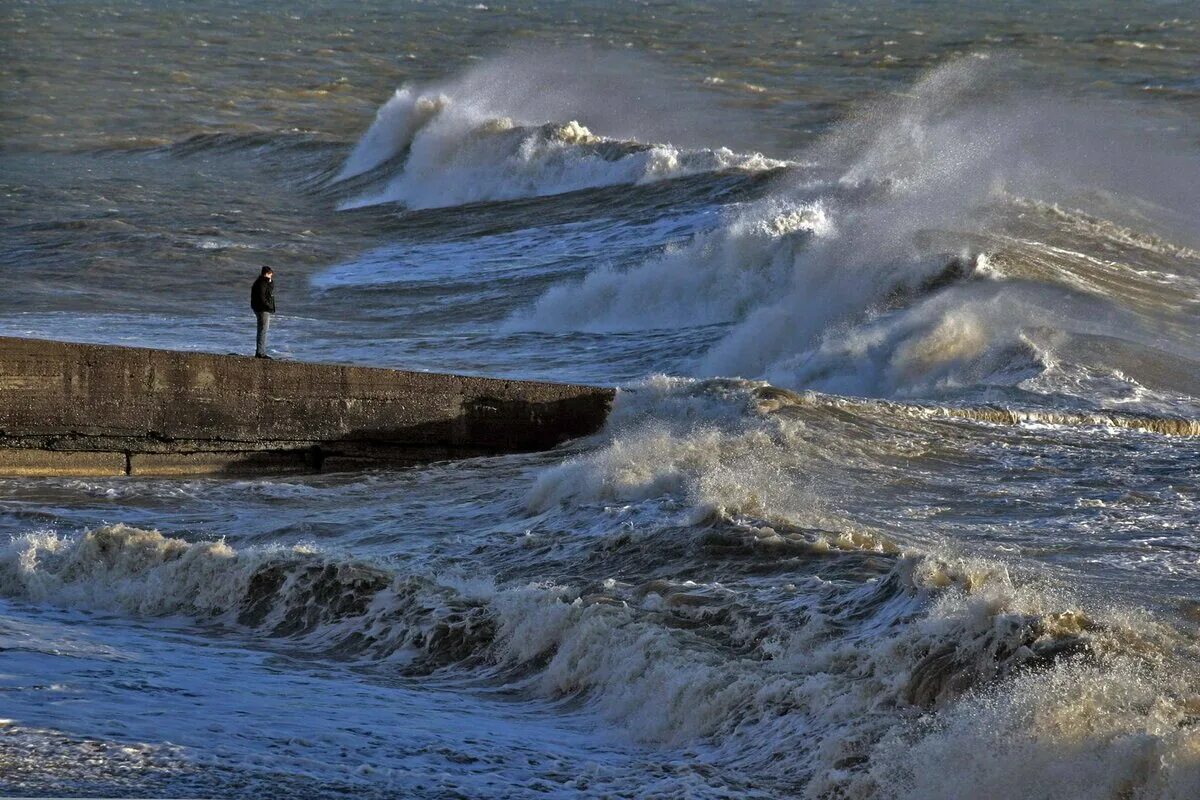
<box><xmin>3</xmin><ymin>516</ymin><xmax>1197</xmax><ymax>798</ymax></box>
<box><xmin>330</xmin><ymin>52</ymin><xmax>791</xmax><ymax>210</ymax></box>
<box><xmin>508</xmin><ymin>58</ymin><xmax>1200</xmax><ymax>411</ymax></box>
<box><xmin>3</xmin><ymin>368</ymin><xmax>1198</xmax><ymax>796</ymax></box>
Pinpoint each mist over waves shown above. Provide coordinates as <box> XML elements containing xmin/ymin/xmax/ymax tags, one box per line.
<box><xmin>2</xmin><ymin>3</ymin><xmax>1199</xmax><ymax>798</ymax></box>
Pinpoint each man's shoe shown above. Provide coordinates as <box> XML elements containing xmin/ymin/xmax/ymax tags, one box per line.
<box><xmin>255</xmin><ymin>353</ymin><xmax>273</xmax><ymax>359</ymax></box>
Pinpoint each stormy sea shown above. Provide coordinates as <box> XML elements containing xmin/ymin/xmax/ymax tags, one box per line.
<box><xmin>2</xmin><ymin>1</ymin><xmax>1198</xmax><ymax>797</ymax></box>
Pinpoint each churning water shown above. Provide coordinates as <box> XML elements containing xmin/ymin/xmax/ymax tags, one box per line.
<box><xmin>2</xmin><ymin>1</ymin><xmax>1199</xmax><ymax>797</ymax></box>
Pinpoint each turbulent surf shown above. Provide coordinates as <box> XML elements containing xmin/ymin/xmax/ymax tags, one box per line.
<box><xmin>1</xmin><ymin>2</ymin><xmax>1198</xmax><ymax>798</ymax></box>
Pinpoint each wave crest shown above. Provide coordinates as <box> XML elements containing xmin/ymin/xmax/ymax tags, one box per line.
<box><xmin>331</xmin><ymin>62</ymin><xmax>790</xmax><ymax>210</ymax></box>
<box><xmin>2</xmin><ymin>522</ymin><xmax>1195</xmax><ymax>796</ymax></box>
<box><xmin>508</xmin><ymin>58</ymin><xmax>1200</xmax><ymax>409</ymax></box>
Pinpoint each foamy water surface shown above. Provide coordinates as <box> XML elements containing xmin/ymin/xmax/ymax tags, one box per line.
<box><xmin>2</xmin><ymin>1</ymin><xmax>1199</xmax><ymax>797</ymax></box>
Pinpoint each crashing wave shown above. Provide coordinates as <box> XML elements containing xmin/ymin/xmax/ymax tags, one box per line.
<box><xmin>505</xmin><ymin>200</ymin><xmax>833</xmax><ymax>333</ymax></box>
<box><xmin>508</xmin><ymin>58</ymin><xmax>1200</xmax><ymax>409</ymax></box>
<box><xmin>2</xmin><ymin>523</ymin><xmax>1196</xmax><ymax>797</ymax></box>
<box><xmin>330</xmin><ymin>81</ymin><xmax>791</xmax><ymax>210</ymax></box>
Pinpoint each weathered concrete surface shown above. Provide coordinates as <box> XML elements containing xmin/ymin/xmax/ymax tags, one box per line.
<box><xmin>0</xmin><ymin>337</ymin><xmax>614</xmax><ymax>476</ymax></box>
<box><xmin>0</xmin><ymin>448</ymin><xmax>127</xmax><ymax>477</ymax></box>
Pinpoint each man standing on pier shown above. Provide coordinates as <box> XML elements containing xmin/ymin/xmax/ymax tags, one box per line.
<box><xmin>250</xmin><ymin>266</ymin><xmax>276</xmax><ymax>359</ymax></box>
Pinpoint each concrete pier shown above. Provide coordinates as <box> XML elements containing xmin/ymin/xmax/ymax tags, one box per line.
<box><xmin>0</xmin><ymin>337</ymin><xmax>614</xmax><ymax>476</ymax></box>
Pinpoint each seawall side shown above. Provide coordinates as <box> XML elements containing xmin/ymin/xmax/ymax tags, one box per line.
<box><xmin>0</xmin><ymin>337</ymin><xmax>614</xmax><ymax>476</ymax></box>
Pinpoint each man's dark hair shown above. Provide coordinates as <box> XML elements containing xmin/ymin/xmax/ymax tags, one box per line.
<box><xmin>261</xmin><ymin>266</ymin><xmax>273</xmax><ymax>276</ymax></box>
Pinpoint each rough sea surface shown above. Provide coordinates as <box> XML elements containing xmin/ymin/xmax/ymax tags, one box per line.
<box><xmin>2</xmin><ymin>1</ymin><xmax>1199</xmax><ymax>797</ymax></box>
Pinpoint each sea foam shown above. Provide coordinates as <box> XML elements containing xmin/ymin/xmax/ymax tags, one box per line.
<box><xmin>331</xmin><ymin>52</ymin><xmax>791</xmax><ymax>210</ymax></box>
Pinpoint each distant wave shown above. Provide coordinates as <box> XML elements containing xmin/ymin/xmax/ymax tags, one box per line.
<box><xmin>329</xmin><ymin>68</ymin><xmax>791</xmax><ymax>210</ymax></box>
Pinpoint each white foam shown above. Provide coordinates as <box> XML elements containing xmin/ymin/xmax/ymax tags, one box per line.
<box><xmin>332</xmin><ymin>56</ymin><xmax>791</xmax><ymax>210</ymax></box>
<box><xmin>507</xmin><ymin>58</ymin><xmax>1200</xmax><ymax>407</ymax></box>
<box><xmin>505</xmin><ymin>201</ymin><xmax>831</xmax><ymax>333</ymax></box>
<box><xmin>2</xmin><ymin>511</ymin><xmax>1197</xmax><ymax>797</ymax></box>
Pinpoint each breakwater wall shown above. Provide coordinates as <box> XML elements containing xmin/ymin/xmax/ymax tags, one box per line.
<box><xmin>0</xmin><ymin>337</ymin><xmax>614</xmax><ymax>476</ymax></box>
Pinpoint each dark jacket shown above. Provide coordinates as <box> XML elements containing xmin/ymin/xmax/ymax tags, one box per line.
<box><xmin>251</xmin><ymin>276</ymin><xmax>275</xmax><ymax>313</ymax></box>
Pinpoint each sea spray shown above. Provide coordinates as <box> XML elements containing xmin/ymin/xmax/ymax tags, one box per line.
<box><xmin>7</xmin><ymin>11</ymin><xmax>1200</xmax><ymax>796</ymax></box>
<box><xmin>507</xmin><ymin>58</ymin><xmax>1200</xmax><ymax>408</ymax></box>
<box><xmin>3</xmin><ymin>522</ymin><xmax>1196</xmax><ymax>797</ymax></box>
<box><xmin>331</xmin><ymin>49</ymin><xmax>792</xmax><ymax>209</ymax></box>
